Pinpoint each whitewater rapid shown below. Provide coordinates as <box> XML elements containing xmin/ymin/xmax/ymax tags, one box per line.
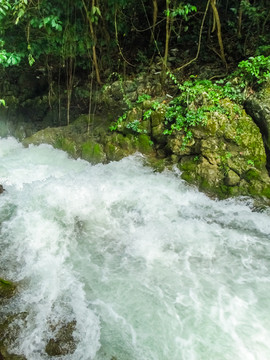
<box><xmin>1</xmin><ymin>137</ymin><xmax>270</xmax><ymax>360</ymax></box>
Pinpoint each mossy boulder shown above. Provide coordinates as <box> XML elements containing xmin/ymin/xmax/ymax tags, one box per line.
<box><xmin>245</xmin><ymin>80</ymin><xmax>270</xmax><ymax>171</ymax></box>
<box><xmin>103</xmin><ymin>133</ymin><xmax>133</xmax><ymax>161</ymax></box>
<box><xmin>135</xmin><ymin>134</ymin><xmax>153</xmax><ymax>154</ymax></box>
<box><xmin>173</xmin><ymin>98</ymin><xmax>270</xmax><ymax>199</ymax></box>
<box><xmin>81</xmin><ymin>140</ymin><xmax>106</xmax><ymax>164</ymax></box>
<box><xmin>106</xmin><ymin>96</ymin><xmax>270</xmax><ymax>200</ymax></box>
<box><xmin>22</xmin><ymin>127</ymin><xmax>61</xmax><ymax>147</ymax></box>
<box><xmin>54</xmin><ymin>136</ymin><xmax>78</xmax><ymax>158</ymax></box>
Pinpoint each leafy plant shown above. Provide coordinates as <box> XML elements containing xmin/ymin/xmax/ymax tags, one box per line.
<box><xmin>237</xmin><ymin>55</ymin><xmax>270</xmax><ymax>87</ymax></box>
<box><xmin>109</xmin><ymin>112</ymin><xmax>127</xmax><ymax>131</ymax></box>
<box><xmin>125</xmin><ymin>120</ymin><xmax>145</xmax><ymax>134</ymax></box>
<box><xmin>136</xmin><ymin>94</ymin><xmax>151</xmax><ymax>104</ymax></box>
<box><xmin>0</xmin><ymin>49</ymin><xmax>22</xmax><ymax>66</ymax></box>
<box><xmin>142</xmin><ymin>101</ymin><xmax>159</xmax><ymax>121</ymax></box>
<box><xmin>163</xmin><ymin>78</ymin><xmax>224</xmax><ymax>147</ymax></box>
<box><xmin>170</xmin><ymin>3</ymin><xmax>197</xmax><ymax>20</ymax></box>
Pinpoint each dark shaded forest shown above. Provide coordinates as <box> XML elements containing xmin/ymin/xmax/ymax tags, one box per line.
<box><xmin>0</xmin><ymin>0</ymin><xmax>269</xmax><ymax>85</ymax></box>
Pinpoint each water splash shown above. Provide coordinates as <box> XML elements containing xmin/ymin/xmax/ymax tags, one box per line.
<box><xmin>1</xmin><ymin>137</ymin><xmax>270</xmax><ymax>360</ymax></box>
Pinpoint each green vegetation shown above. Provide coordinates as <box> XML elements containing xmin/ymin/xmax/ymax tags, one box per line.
<box><xmin>125</xmin><ymin>120</ymin><xmax>145</xmax><ymax>134</ymax></box>
<box><xmin>162</xmin><ymin>54</ymin><xmax>270</xmax><ymax>145</ymax></box>
<box><xmin>0</xmin><ymin>0</ymin><xmax>268</xmax><ymax>94</ymax></box>
<box><xmin>109</xmin><ymin>52</ymin><xmax>270</xmax><ymax>152</ymax></box>
<box><xmin>237</xmin><ymin>55</ymin><xmax>270</xmax><ymax>86</ymax></box>
<box><xmin>163</xmin><ymin>78</ymin><xmax>233</xmax><ymax>145</ymax></box>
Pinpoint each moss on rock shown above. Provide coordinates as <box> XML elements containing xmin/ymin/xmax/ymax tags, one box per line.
<box><xmin>136</xmin><ymin>134</ymin><xmax>153</xmax><ymax>154</ymax></box>
<box><xmin>174</xmin><ymin>98</ymin><xmax>270</xmax><ymax>199</ymax></box>
<box><xmin>0</xmin><ymin>278</ymin><xmax>16</xmax><ymax>300</ymax></box>
<box><xmin>55</xmin><ymin>136</ymin><xmax>78</xmax><ymax>158</ymax></box>
<box><xmin>245</xmin><ymin>79</ymin><xmax>270</xmax><ymax>170</ymax></box>
<box><xmin>81</xmin><ymin>140</ymin><xmax>106</xmax><ymax>164</ymax></box>
<box><xmin>21</xmin><ymin>93</ymin><xmax>270</xmax><ymax>201</ymax></box>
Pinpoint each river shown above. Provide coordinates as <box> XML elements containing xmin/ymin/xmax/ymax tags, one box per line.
<box><xmin>1</xmin><ymin>136</ymin><xmax>270</xmax><ymax>360</ymax></box>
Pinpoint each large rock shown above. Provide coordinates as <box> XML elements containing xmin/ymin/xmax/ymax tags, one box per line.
<box><xmin>45</xmin><ymin>321</ymin><xmax>77</xmax><ymax>357</ymax></box>
<box><xmin>164</xmin><ymin>98</ymin><xmax>270</xmax><ymax>199</ymax></box>
<box><xmin>245</xmin><ymin>80</ymin><xmax>270</xmax><ymax>172</ymax></box>
<box><xmin>23</xmin><ymin>113</ymin><xmax>155</xmax><ymax>165</ymax></box>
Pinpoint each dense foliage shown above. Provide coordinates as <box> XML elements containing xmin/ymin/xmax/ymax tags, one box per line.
<box><xmin>0</xmin><ymin>1</ymin><xmax>269</xmax><ymax>77</ymax></box>
<box><xmin>0</xmin><ymin>0</ymin><xmax>269</xmax><ymax>125</ymax></box>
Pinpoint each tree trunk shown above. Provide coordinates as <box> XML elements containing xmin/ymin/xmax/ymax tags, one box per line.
<box><xmin>210</xmin><ymin>0</ymin><xmax>227</xmax><ymax>67</ymax></box>
<box><xmin>161</xmin><ymin>0</ymin><xmax>170</xmax><ymax>85</ymax></box>
<box><xmin>150</xmin><ymin>0</ymin><xmax>158</xmax><ymax>43</ymax></box>
<box><xmin>82</xmin><ymin>0</ymin><xmax>102</xmax><ymax>85</ymax></box>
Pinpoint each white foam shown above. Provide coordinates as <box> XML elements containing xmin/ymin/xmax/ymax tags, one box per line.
<box><xmin>1</xmin><ymin>136</ymin><xmax>270</xmax><ymax>360</ymax></box>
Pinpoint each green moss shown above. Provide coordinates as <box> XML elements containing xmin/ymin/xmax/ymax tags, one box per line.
<box><xmin>81</xmin><ymin>140</ymin><xmax>106</xmax><ymax>164</ymax></box>
<box><xmin>151</xmin><ymin>105</ymin><xmax>166</xmax><ymax>127</ymax></box>
<box><xmin>243</xmin><ymin>168</ymin><xmax>261</xmax><ymax>182</ymax></box>
<box><xmin>179</xmin><ymin>158</ymin><xmax>197</xmax><ymax>172</ymax></box>
<box><xmin>0</xmin><ymin>278</ymin><xmax>16</xmax><ymax>300</ymax></box>
<box><xmin>55</xmin><ymin>137</ymin><xmax>77</xmax><ymax>158</ymax></box>
<box><xmin>261</xmin><ymin>186</ymin><xmax>270</xmax><ymax>198</ymax></box>
<box><xmin>137</xmin><ymin>134</ymin><xmax>153</xmax><ymax>154</ymax></box>
<box><xmin>105</xmin><ymin>144</ymin><xmax>126</xmax><ymax>161</ymax></box>
<box><xmin>114</xmin><ymin>134</ymin><xmax>133</xmax><ymax>150</ymax></box>
<box><xmin>148</xmin><ymin>158</ymin><xmax>166</xmax><ymax>172</ymax></box>
<box><xmin>181</xmin><ymin>172</ymin><xmax>194</xmax><ymax>183</ymax></box>
<box><xmin>72</xmin><ymin>114</ymin><xmax>91</xmax><ymax>126</ymax></box>
<box><xmin>200</xmin><ymin>178</ymin><xmax>212</xmax><ymax>192</ymax></box>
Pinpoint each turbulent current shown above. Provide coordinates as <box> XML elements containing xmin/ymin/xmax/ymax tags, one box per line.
<box><xmin>1</xmin><ymin>136</ymin><xmax>270</xmax><ymax>360</ymax></box>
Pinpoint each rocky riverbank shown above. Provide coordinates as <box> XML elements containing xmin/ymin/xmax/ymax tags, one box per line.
<box><xmin>19</xmin><ymin>82</ymin><xmax>270</xmax><ymax>204</ymax></box>
<box><xmin>1</xmin><ymin>68</ymin><xmax>270</xmax><ymax>203</ymax></box>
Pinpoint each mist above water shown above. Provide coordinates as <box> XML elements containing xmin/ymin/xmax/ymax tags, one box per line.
<box><xmin>1</xmin><ymin>137</ymin><xmax>270</xmax><ymax>360</ymax></box>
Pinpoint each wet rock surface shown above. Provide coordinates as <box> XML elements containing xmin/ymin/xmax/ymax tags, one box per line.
<box><xmin>0</xmin><ymin>282</ymin><xmax>27</xmax><ymax>360</ymax></box>
<box><xmin>45</xmin><ymin>321</ymin><xmax>77</xmax><ymax>357</ymax></box>
<box><xmin>0</xmin><ymin>279</ymin><xmax>16</xmax><ymax>301</ymax></box>
<box><xmin>245</xmin><ymin>80</ymin><xmax>270</xmax><ymax>173</ymax></box>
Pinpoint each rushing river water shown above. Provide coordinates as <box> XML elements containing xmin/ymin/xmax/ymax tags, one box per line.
<box><xmin>1</xmin><ymin>136</ymin><xmax>270</xmax><ymax>360</ymax></box>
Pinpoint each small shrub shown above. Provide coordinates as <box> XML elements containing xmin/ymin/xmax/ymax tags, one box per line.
<box><xmin>237</xmin><ymin>55</ymin><xmax>270</xmax><ymax>87</ymax></box>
